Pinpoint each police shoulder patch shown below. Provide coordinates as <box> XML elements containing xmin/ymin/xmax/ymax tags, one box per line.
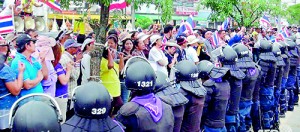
<box><xmin>159</xmin><ymin>96</ymin><xmax>174</xmax><ymax>106</ymax></box>
<box><xmin>119</xmin><ymin>102</ymin><xmax>139</xmax><ymax>116</ymax></box>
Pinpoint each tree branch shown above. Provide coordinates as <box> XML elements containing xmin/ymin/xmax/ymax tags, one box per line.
<box><xmin>233</xmin><ymin>4</ymin><xmax>244</xmax><ymax>25</ymax></box>
<box><xmin>250</xmin><ymin>12</ymin><xmax>261</xmax><ymax>25</ymax></box>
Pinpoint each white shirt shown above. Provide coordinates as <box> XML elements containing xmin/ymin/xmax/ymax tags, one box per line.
<box><xmin>3</xmin><ymin>0</ymin><xmax>14</xmax><ymax>9</ymax></box>
<box><xmin>81</xmin><ymin>53</ymin><xmax>91</xmax><ymax>84</ymax></box>
<box><xmin>148</xmin><ymin>47</ymin><xmax>168</xmax><ymax>75</ymax></box>
<box><xmin>186</xmin><ymin>46</ymin><xmax>199</xmax><ymax>63</ymax></box>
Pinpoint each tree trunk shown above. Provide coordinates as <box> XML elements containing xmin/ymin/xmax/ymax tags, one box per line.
<box><xmin>89</xmin><ymin>3</ymin><xmax>109</xmax><ymax>82</ymax></box>
<box><xmin>99</xmin><ymin>3</ymin><xmax>110</xmax><ymax>44</ymax></box>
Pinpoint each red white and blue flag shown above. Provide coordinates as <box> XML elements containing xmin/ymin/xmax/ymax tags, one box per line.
<box><xmin>211</xmin><ymin>31</ymin><xmax>219</xmax><ymax>48</ymax></box>
<box><xmin>0</xmin><ymin>15</ymin><xmax>14</xmax><ymax>35</ymax></box>
<box><xmin>40</xmin><ymin>0</ymin><xmax>62</xmax><ymax>12</ymax></box>
<box><xmin>109</xmin><ymin>0</ymin><xmax>127</xmax><ymax>11</ymax></box>
<box><xmin>278</xmin><ymin>27</ymin><xmax>290</xmax><ymax>40</ymax></box>
<box><xmin>219</xmin><ymin>17</ymin><xmax>231</xmax><ymax>30</ymax></box>
<box><xmin>176</xmin><ymin>21</ymin><xmax>194</xmax><ymax>38</ymax></box>
<box><xmin>260</xmin><ymin>15</ymin><xmax>272</xmax><ymax>29</ymax></box>
<box><xmin>281</xmin><ymin>26</ymin><xmax>290</xmax><ymax>37</ymax></box>
<box><xmin>186</xmin><ymin>15</ymin><xmax>196</xmax><ymax>28</ymax></box>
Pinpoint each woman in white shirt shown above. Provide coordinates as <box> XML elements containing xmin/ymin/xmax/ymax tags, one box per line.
<box><xmin>80</xmin><ymin>38</ymin><xmax>95</xmax><ymax>84</ymax></box>
<box><xmin>148</xmin><ymin>35</ymin><xmax>168</xmax><ymax>75</ymax></box>
<box><xmin>186</xmin><ymin>35</ymin><xmax>200</xmax><ymax>64</ymax></box>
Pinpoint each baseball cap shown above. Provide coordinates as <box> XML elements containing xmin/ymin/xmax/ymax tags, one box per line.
<box><xmin>16</xmin><ymin>34</ymin><xmax>37</xmax><ymax>49</ymax></box>
<box><xmin>81</xmin><ymin>38</ymin><xmax>94</xmax><ymax>51</ymax></box>
<box><xmin>64</xmin><ymin>39</ymin><xmax>81</xmax><ymax>49</ymax></box>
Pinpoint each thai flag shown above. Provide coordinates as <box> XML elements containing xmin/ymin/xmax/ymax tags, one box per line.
<box><xmin>109</xmin><ymin>0</ymin><xmax>127</xmax><ymax>11</ymax></box>
<box><xmin>260</xmin><ymin>15</ymin><xmax>271</xmax><ymax>27</ymax></box>
<box><xmin>176</xmin><ymin>22</ymin><xmax>193</xmax><ymax>38</ymax></box>
<box><xmin>186</xmin><ymin>15</ymin><xmax>196</xmax><ymax>28</ymax></box>
<box><xmin>281</xmin><ymin>26</ymin><xmax>290</xmax><ymax>37</ymax></box>
<box><xmin>220</xmin><ymin>17</ymin><xmax>231</xmax><ymax>30</ymax></box>
<box><xmin>176</xmin><ymin>22</ymin><xmax>187</xmax><ymax>38</ymax></box>
<box><xmin>41</xmin><ymin>0</ymin><xmax>62</xmax><ymax>12</ymax></box>
<box><xmin>278</xmin><ymin>27</ymin><xmax>289</xmax><ymax>41</ymax></box>
<box><xmin>0</xmin><ymin>15</ymin><xmax>14</xmax><ymax>35</ymax></box>
<box><xmin>211</xmin><ymin>31</ymin><xmax>219</xmax><ymax>48</ymax></box>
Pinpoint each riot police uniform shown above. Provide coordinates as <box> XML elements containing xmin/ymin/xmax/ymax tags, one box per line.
<box><xmin>9</xmin><ymin>94</ymin><xmax>62</xmax><ymax>132</ymax></box>
<box><xmin>279</xmin><ymin>41</ymin><xmax>291</xmax><ymax>117</ymax></box>
<box><xmin>233</xmin><ymin>43</ymin><xmax>260</xmax><ymax>132</ymax></box>
<box><xmin>272</xmin><ymin>42</ymin><xmax>286</xmax><ymax>129</ymax></box>
<box><xmin>257</xmin><ymin>40</ymin><xmax>278</xmax><ymax>130</ymax></box>
<box><xmin>116</xmin><ymin>57</ymin><xmax>174</xmax><ymax>132</ymax></box>
<box><xmin>61</xmin><ymin>81</ymin><xmax>124</xmax><ymax>132</ymax></box>
<box><xmin>197</xmin><ymin>60</ymin><xmax>230</xmax><ymax>132</ymax></box>
<box><xmin>154</xmin><ymin>71</ymin><xmax>189</xmax><ymax>132</ymax></box>
<box><xmin>285</xmin><ymin>40</ymin><xmax>299</xmax><ymax>111</ymax></box>
<box><xmin>213</xmin><ymin>45</ymin><xmax>246</xmax><ymax>131</ymax></box>
<box><xmin>295</xmin><ymin>39</ymin><xmax>300</xmax><ymax>105</ymax></box>
<box><xmin>174</xmin><ymin>60</ymin><xmax>206</xmax><ymax>132</ymax></box>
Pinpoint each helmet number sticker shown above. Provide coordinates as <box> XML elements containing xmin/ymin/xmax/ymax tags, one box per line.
<box><xmin>91</xmin><ymin>108</ymin><xmax>106</xmax><ymax>115</ymax></box>
<box><xmin>190</xmin><ymin>73</ymin><xmax>198</xmax><ymax>78</ymax></box>
<box><xmin>137</xmin><ymin>81</ymin><xmax>153</xmax><ymax>87</ymax></box>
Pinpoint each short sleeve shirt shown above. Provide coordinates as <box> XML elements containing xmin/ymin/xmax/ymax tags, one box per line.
<box><xmin>55</xmin><ymin>63</ymin><xmax>68</xmax><ymax>98</ymax></box>
<box><xmin>186</xmin><ymin>47</ymin><xmax>199</xmax><ymax>63</ymax></box>
<box><xmin>0</xmin><ymin>65</ymin><xmax>18</xmax><ymax>109</ymax></box>
<box><xmin>100</xmin><ymin>58</ymin><xmax>120</xmax><ymax>97</ymax></box>
<box><xmin>10</xmin><ymin>53</ymin><xmax>43</xmax><ymax>97</ymax></box>
<box><xmin>148</xmin><ymin>47</ymin><xmax>168</xmax><ymax>75</ymax></box>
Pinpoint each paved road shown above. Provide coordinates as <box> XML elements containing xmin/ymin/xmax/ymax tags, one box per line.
<box><xmin>279</xmin><ymin>104</ymin><xmax>300</xmax><ymax>132</ymax></box>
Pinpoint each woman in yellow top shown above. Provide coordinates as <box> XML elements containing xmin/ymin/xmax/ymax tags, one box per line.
<box><xmin>100</xmin><ymin>35</ymin><xmax>124</xmax><ymax>117</ymax></box>
<box><xmin>21</xmin><ymin>0</ymin><xmax>43</xmax><ymax>16</ymax></box>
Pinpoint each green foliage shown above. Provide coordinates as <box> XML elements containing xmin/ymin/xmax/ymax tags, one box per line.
<box><xmin>286</xmin><ymin>4</ymin><xmax>300</xmax><ymax>25</ymax></box>
<box><xmin>200</xmin><ymin>0</ymin><xmax>283</xmax><ymax>27</ymax></box>
<box><xmin>60</xmin><ymin>0</ymin><xmax>112</xmax><ymax>9</ymax></box>
<box><xmin>127</xmin><ymin>0</ymin><xmax>173</xmax><ymax>24</ymax></box>
<box><xmin>135</xmin><ymin>16</ymin><xmax>153</xmax><ymax>29</ymax></box>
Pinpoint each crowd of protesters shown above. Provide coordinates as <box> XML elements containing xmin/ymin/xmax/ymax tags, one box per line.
<box><xmin>0</xmin><ymin>23</ymin><xmax>300</xmax><ymax>131</ymax></box>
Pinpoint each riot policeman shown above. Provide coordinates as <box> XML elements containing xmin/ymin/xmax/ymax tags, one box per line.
<box><xmin>116</xmin><ymin>57</ymin><xmax>174</xmax><ymax>132</ymax></box>
<box><xmin>272</xmin><ymin>42</ymin><xmax>286</xmax><ymax>129</ymax></box>
<box><xmin>256</xmin><ymin>40</ymin><xmax>278</xmax><ymax>130</ymax></box>
<box><xmin>9</xmin><ymin>94</ymin><xmax>62</xmax><ymax>132</ymax></box>
<box><xmin>212</xmin><ymin>45</ymin><xmax>246</xmax><ymax>131</ymax></box>
<box><xmin>285</xmin><ymin>40</ymin><xmax>299</xmax><ymax>111</ymax></box>
<box><xmin>197</xmin><ymin>60</ymin><xmax>230</xmax><ymax>132</ymax></box>
<box><xmin>154</xmin><ymin>71</ymin><xmax>189</xmax><ymax>132</ymax></box>
<box><xmin>61</xmin><ymin>81</ymin><xmax>124</xmax><ymax>132</ymax></box>
<box><xmin>174</xmin><ymin>60</ymin><xmax>206</xmax><ymax>132</ymax></box>
<box><xmin>295</xmin><ymin>38</ymin><xmax>300</xmax><ymax>106</ymax></box>
<box><xmin>279</xmin><ymin>41</ymin><xmax>290</xmax><ymax>117</ymax></box>
<box><xmin>232</xmin><ymin>43</ymin><xmax>260</xmax><ymax>131</ymax></box>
